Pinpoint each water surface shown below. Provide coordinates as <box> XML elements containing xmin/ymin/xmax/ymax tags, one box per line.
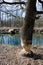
<box><xmin>0</xmin><ymin>34</ymin><xmax>43</xmax><ymax>46</ymax></box>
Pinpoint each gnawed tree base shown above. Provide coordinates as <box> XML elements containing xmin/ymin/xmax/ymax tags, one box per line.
<box><xmin>21</xmin><ymin>0</ymin><xmax>36</xmax><ymax>52</ymax></box>
<box><xmin>0</xmin><ymin>44</ymin><xmax>43</xmax><ymax>65</ymax></box>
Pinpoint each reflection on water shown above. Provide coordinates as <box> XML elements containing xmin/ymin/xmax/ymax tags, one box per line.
<box><xmin>0</xmin><ymin>34</ymin><xmax>21</xmax><ymax>46</ymax></box>
<box><xmin>32</xmin><ymin>34</ymin><xmax>43</xmax><ymax>45</ymax></box>
<box><xmin>0</xmin><ymin>34</ymin><xmax>43</xmax><ymax>45</ymax></box>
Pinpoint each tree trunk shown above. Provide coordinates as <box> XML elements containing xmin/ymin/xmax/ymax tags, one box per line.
<box><xmin>21</xmin><ymin>0</ymin><xmax>36</xmax><ymax>52</ymax></box>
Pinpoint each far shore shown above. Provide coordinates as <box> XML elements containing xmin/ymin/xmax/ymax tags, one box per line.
<box><xmin>0</xmin><ymin>27</ymin><xmax>43</xmax><ymax>34</ymax></box>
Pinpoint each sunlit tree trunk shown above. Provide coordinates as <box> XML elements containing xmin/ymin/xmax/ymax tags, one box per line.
<box><xmin>21</xmin><ymin>0</ymin><xmax>36</xmax><ymax>52</ymax></box>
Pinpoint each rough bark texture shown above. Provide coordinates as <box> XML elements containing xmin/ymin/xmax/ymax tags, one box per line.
<box><xmin>21</xmin><ymin>0</ymin><xmax>36</xmax><ymax>45</ymax></box>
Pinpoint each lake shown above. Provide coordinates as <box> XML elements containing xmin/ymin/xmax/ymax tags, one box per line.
<box><xmin>0</xmin><ymin>34</ymin><xmax>43</xmax><ymax>46</ymax></box>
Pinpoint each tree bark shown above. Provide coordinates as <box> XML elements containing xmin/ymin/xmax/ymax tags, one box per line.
<box><xmin>21</xmin><ymin>0</ymin><xmax>36</xmax><ymax>51</ymax></box>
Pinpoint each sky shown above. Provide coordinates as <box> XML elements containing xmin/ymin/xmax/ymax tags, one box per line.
<box><xmin>36</xmin><ymin>0</ymin><xmax>43</xmax><ymax>11</ymax></box>
<box><xmin>4</xmin><ymin>0</ymin><xmax>43</xmax><ymax>11</ymax></box>
<box><xmin>4</xmin><ymin>0</ymin><xmax>27</xmax><ymax>2</ymax></box>
<box><xmin>4</xmin><ymin>0</ymin><xmax>14</xmax><ymax>2</ymax></box>
<box><xmin>0</xmin><ymin>0</ymin><xmax>43</xmax><ymax>20</ymax></box>
<box><xmin>1</xmin><ymin>0</ymin><xmax>43</xmax><ymax>11</ymax></box>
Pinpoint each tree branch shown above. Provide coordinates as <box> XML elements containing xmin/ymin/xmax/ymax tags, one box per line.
<box><xmin>0</xmin><ymin>10</ymin><xmax>16</xmax><ymax>17</ymax></box>
<box><xmin>0</xmin><ymin>10</ymin><xmax>23</xmax><ymax>19</ymax></box>
<box><xmin>36</xmin><ymin>11</ymin><xmax>43</xmax><ymax>14</ymax></box>
<box><xmin>0</xmin><ymin>0</ymin><xmax>26</xmax><ymax>5</ymax></box>
<box><xmin>38</xmin><ymin>0</ymin><xmax>43</xmax><ymax>4</ymax></box>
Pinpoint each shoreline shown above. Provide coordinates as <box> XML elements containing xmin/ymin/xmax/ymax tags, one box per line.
<box><xmin>0</xmin><ymin>27</ymin><xmax>43</xmax><ymax>34</ymax></box>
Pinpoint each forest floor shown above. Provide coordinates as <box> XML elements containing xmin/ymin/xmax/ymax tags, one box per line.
<box><xmin>0</xmin><ymin>44</ymin><xmax>43</xmax><ymax>65</ymax></box>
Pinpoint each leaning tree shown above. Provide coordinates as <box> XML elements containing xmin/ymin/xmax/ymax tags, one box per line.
<box><xmin>21</xmin><ymin>0</ymin><xmax>43</xmax><ymax>52</ymax></box>
<box><xmin>0</xmin><ymin>0</ymin><xmax>43</xmax><ymax>52</ymax></box>
<box><xmin>21</xmin><ymin>0</ymin><xmax>36</xmax><ymax>52</ymax></box>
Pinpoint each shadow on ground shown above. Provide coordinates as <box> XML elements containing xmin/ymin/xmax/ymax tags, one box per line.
<box><xmin>22</xmin><ymin>51</ymin><xmax>43</xmax><ymax>60</ymax></box>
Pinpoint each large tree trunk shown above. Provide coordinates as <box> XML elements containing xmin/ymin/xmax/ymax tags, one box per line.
<box><xmin>21</xmin><ymin>0</ymin><xmax>36</xmax><ymax>52</ymax></box>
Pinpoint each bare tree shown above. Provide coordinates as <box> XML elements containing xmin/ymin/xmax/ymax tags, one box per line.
<box><xmin>21</xmin><ymin>0</ymin><xmax>36</xmax><ymax>52</ymax></box>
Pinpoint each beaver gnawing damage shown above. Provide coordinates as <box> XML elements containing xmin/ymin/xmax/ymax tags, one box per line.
<box><xmin>21</xmin><ymin>0</ymin><xmax>43</xmax><ymax>52</ymax></box>
<box><xmin>21</xmin><ymin>0</ymin><xmax>36</xmax><ymax>52</ymax></box>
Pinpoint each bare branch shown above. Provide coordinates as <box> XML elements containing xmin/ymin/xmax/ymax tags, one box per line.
<box><xmin>0</xmin><ymin>10</ymin><xmax>16</xmax><ymax>17</ymax></box>
<box><xmin>36</xmin><ymin>11</ymin><xmax>43</xmax><ymax>14</ymax></box>
<box><xmin>0</xmin><ymin>9</ymin><xmax>23</xmax><ymax>19</ymax></box>
<box><xmin>38</xmin><ymin>0</ymin><xmax>43</xmax><ymax>4</ymax></box>
<box><xmin>0</xmin><ymin>0</ymin><xmax>26</xmax><ymax>5</ymax></box>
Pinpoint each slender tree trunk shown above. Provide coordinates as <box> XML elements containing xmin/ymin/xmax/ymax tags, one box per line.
<box><xmin>21</xmin><ymin>0</ymin><xmax>36</xmax><ymax>52</ymax></box>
